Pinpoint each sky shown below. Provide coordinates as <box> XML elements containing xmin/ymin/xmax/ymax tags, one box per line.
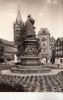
<box><xmin>0</xmin><ymin>0</ymin><xmax>63</xmax><ymax>41</ymax></box>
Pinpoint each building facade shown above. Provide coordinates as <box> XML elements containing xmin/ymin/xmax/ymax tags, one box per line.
<box><xmin>50</xmin><ymin>36</ymin><xmax>55</xmax><ymax>59</ymax></box>
<box><xmin>54</xmin><ymin>37</ymin><xmax>63</xmax><ymax>64</ymax></box>
<box><xmin>0</xmin><ymin>38</ymin><xmax>17</xmax><ymax>62</ymax></box>
<box><xmin>38</xmin><ymin>28</ymin><xmax>55</xmax><ymax>63</ymax></box>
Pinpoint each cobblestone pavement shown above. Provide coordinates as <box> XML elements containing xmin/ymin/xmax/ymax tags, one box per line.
<box><xmin>0</xmin><ymin>70</ymin><xmax>63</xmax><ymax>92</ymax></box>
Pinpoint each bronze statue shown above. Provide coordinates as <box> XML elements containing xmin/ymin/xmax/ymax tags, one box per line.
<box><xmin>25</xmin><ymin>15</ymin><xmax>35</xmax><ymax>36</ymax></box>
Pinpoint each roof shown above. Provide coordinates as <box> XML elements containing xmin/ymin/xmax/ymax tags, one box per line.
<box><xmin>14</xmin><ymin>9</ymin><xmax>22</xmax><ymax>26</ymax></box>
<box><xmin>59</xmin><ymin>37</ymin><xmax>63</xmax><ymax>42</ymax></box>
<box><xmin>0</xmin><ymin>38</ymin><xmax>15</xmax><ymax>47</ymax></box>
<box><xmin>0</xmin><ymin>38</ymin><xmax>17</xmax><ymax>53</ymax></box>
<box><xmin>50</xmin><ymin>36</ymin><xmax>55</xmax><ymax>42</ymax></box>
<box><xmin>55</xmin><ymin>37</ymin><xmax>63</xmax><ymax>45</ymax></box>
<box><xmin>38</xmin><ymin>28</ymin><xmax>50</xmax><ymax>35</ymax></box>
<box><xmin>16</xmin><ymin>10</ymin><xmax>22</xmax><ymax>22</ymax></box>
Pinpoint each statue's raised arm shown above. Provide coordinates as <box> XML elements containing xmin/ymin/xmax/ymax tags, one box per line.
<box><xmin>25</xmin><ymin>15</ymin><xmax>35</xmax><ymax>36</ymax></box>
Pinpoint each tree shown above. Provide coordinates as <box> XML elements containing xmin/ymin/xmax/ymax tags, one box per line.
<box><xmin>36</xmin><ymin>38</ymin><xmax>41</xmax><ymax>53</ymax></box>
<box><xmin>0</xmin><ymin>39</ymin><xmax>5</xmax><ymax>63</ymax></box>
<box><xmin>51</xmin><ymin>49</ymin><xmax>55</xmax><ymax>64</ymax></box>
<box><xmin>0</xmin><ymin>39</ymin><xmax>4</xmax><ymax>56</ymax></box>
<box><xmin>6</xmin><ymin>54</ymin><xmax>14</xmax><ymax>61</ymax></box>
<box><xmin>16</xmin><ymin>23</ymin><xmax>26</xmax><ymax>57</ymax></box>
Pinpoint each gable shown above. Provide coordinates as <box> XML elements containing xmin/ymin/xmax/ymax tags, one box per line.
<box><xmin>55</xmin><ymin>38</ymin><xmax>61</xmax><ymax>46</ymax></box>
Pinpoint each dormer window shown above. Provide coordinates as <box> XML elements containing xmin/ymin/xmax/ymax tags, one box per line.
<box><xmin>58</xmin><ymin>41</ymin><xmax>60</xmax><ymax>45</ymax></box>
<box><xmin>57</xmin><ymin>39</ymin><xmax>60</xmax><ymax>45</ymax></box>
<box><xmin>43</xmin><ymin>30</ymin><xmax>45</xmax><ymax>33</ymax></box>
<box><xmin>42</xmin><ymin>37</ymin><xmax>46</xmax><ymax>41</ymax></box>
<box><xmin>43</xmin><ymin>43</ymin><xmax>45</xmax><ymax>46</ymax></box>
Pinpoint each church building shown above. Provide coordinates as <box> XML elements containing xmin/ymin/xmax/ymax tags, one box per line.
<box><xmin>13</xmin><ymin>9</ymin><xmax>24</xmax><ymax>63</ymax></box>
<box><xmin>13</xmin><ymin>9</ymin><xmax>23</xmax><ymax>46</ymax></box>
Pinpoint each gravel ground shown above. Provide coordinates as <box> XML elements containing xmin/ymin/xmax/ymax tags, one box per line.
<box><xmin>1</xmin><ymin>69</ymin><xmax>63</xmax><ymax>76</ymax></box>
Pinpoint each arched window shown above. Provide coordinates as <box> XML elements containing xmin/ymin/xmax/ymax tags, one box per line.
<box><xmin>43</xmin><ymin>43</ymin><xmax>45</xmax><ymax>46</ymax></box>
<box><xmin>43</xmin><ymin>48</ymin><xmax>46</xmax><ymax>53</ymax></box>
<box><xmin>42</xmin><ymin>37</ymin><xmax>46</xmax><ymax>41</ymax></box>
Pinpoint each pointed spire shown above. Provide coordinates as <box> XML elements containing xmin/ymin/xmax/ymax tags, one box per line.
<box><xmin>16</xmin><ymin>5</ymin><xmax>22</xmax><ymax>24</ymax></box>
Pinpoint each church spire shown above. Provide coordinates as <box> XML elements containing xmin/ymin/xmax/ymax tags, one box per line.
<box><xmin>16</xmin><ymin>6</ymin><xmax>22</xmax><ymax>24</ymax></box>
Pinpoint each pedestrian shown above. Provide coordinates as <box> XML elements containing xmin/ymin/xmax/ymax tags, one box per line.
<box><xmin>58</xmin><ymin>64</ymin><xmax>59</xmax><ymax>69</ymax></box>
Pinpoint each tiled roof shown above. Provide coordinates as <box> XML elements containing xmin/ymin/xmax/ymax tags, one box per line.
<box><xmin>55</xmin><ymin>37</ymin><xmax>63</xmax><ymax>45</ymax></box>
<box><xmin>16</xmin><ymin>9</ymin><xmax>22</xmax><ymax>24</ymax></box>
<box><xmin>38</xmin><ymin>28</ymin><xmax>50</xmax><ymax>35</ymax></box>
<box><xmin>0</xmin><ymin>38</ymin><xmax>15</xmax><ymax>47</ymax></box>
<box><xmin>50</xmin><ymin>36</ymin><xmax>55</xmax><ymax>42</ymax></box>
<box><xmin>0</xmin><ymin>38</ymin><xmax>17</xmax><ymax>53</ymax></box>
<box><xmin>59</xmin><ymin>37</ymin><xmax>63</xmax><ymax>42</ymax></box>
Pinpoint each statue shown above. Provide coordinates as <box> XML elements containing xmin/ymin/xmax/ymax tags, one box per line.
<box><xmin>10</xmin><ymin>14</ymin><xmax>41</xmax><ymax>73</ymax></box>
<box><xmin>25</xmin><ymin>15</ymin><xmax>35</xmax><ymax>36</ymax></box>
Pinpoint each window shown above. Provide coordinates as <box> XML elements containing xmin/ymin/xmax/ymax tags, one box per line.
<box><xmin>43</xmin><ymin>48</ymin><xmax>46</xmax><ymax>53</ymax></box>
<box><xmin>57</xmin><ymin>46</ymin><xmax>62</xmax><ymax>50</ymax></box>
<box><xmin>42</xmin><ymin>37</ymin><xmax>46</xmax><ymax>41</ymax></box>
<box><xmin>50</xmin><ymin>50</ymin><xmax>52</xmax><ymax>54</ymax></box>
<box><xmin>60</xmin><ymin>59</ymin><xmax>63</xmax><ymax>64</ymax></box>
<box><xmin>58</xmin><ymin>51</ymin><xmax>60</xmax><ymax>54</ymax></box>
<box><xmin>60</xmin><ymin>46</ymin><xmax>62</xmax><ymax>49</ymax></box>
<box><xmin>60</xmin><ymin>51</ymin><xmax>62</xmax><ymax>54</ymax></box>
<box><xmin>55</xmin><ymin>47</ymin><xmax>57</xmax><ymax>50</ymax></box>
<box><xmin>16</xmin><ymin>30</ymin><xmax>19</xmax><ymax>34</ymax></box>
<box><xmin>55</xmin><ymin>51</ymin><xmax>57</xmax><ymax>54</ymax></box>
<box><xmin>51</xmin><ymin>47</ymin><xmax>54</xmax><ymax>50</ymax></box>
<box><xmin>58</xmin><ymin>40</ymin><xmax>60</xmax><ymax>45</ymax></box>
<box><xmin>57</xmin><ymin>46</ymin><xmax>60</xmax><ymax>49</ymax></box>
<box><xmin>43</xmin><ymin>43</ymin><xmax>45</xmax><ymax>46</ymax></box>
<box><xmin>57</xmin><ymin>51</ymin><xmax>62</xmax><ymax>54</ymax></box>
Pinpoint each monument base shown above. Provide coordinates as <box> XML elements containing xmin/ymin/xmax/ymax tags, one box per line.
<box><xmin>20</xmin><ymin>36</ymin><xmax>41</xmax><ymax>69</ymax></box>
<box><xmin>10</xmin><ymin>66</ymin><xmax>51</xmax><ymax>74</ymax></box>
<box><xmin>20</xmin><ymin>55</ymin><xmax>40</xmax><ymax>69</ymax></box>
<box><xmin>10</xmin><ymin>36</ymin><xmax>51</xmax><ymax>73</ymax></box>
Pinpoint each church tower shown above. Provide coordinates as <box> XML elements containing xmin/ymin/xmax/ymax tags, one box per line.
<box><xmin>13</xmin><ymin>9</ymin><xmax>23</xmax><ymax>45</ymax></box>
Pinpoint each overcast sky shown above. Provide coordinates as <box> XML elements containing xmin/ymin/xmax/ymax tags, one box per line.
<box><xmin>0</xmin><ymin>0</ymin><xmax>63</xmax><ymax>41</ymax></box>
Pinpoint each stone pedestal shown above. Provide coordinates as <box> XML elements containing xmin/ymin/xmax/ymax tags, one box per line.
<box><xmin>10</xmin><ymin>15</ymin><xmax>51</xmax><ymax>73</ymax></box>
<box><xmin>10</xmin><ymin>36</ymin><xmax>51</xmax><ymax>73</ymax></box>
<box><xmin>21</xmin><ymin>36</ymin><xmax>40</xmax><ymax>69</ymax></box>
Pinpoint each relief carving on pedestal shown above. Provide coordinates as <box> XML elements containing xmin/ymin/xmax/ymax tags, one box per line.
<box><xmin>25</xmin><ymin>45</ymin><xmax>38</xmax><ymax>54</ymax></box>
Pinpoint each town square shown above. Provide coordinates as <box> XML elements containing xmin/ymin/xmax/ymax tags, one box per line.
<box><xmin>0</xmin><ymin>0</ymin><xmax>63</xmax><ymax>92</ymax></box>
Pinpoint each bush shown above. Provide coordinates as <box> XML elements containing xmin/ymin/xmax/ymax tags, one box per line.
<box><xmin>0</xmin><ymin>82</ymin><xmax>25</xmax><ymax>92</ymax></box>
<box><xmin>0</xmin><ymin>57</ymin><xmax>5</xmax><ymax>63</ymax></box>
<box><xmin>7</xmin><ymin>57</ymin><xmax>12</xmax><ymax>61</ymax></box>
